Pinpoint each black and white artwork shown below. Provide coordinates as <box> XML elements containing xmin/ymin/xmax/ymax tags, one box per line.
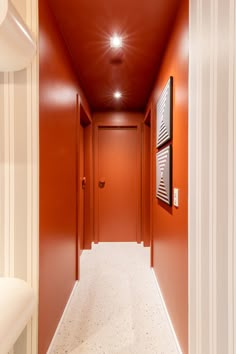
<box><xmin>156</xmin><ymin>145</ymin><xmax>172</xmax><ymax>205</ymax></box>
<box><xmin>156</xmin><ymin>77</ymin><xmax>173</xmax><ymax>148</ymax></box>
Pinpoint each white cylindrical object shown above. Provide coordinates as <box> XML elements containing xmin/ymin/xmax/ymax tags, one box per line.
<box><xmin>0</xmin><ymin>0</ymin><xmax>36</xmax><ymax>71</ymax></box>
<box><xmin>0</xmin><ymin>277</ymin><xmax>36</xmax><ymax>354</ymax></box>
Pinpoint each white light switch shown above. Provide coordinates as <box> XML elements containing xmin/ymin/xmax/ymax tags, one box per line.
<box><xmin>173</xmin><ymin>188</ymin><xmax>179</xmax><ymax>207</ymax></box>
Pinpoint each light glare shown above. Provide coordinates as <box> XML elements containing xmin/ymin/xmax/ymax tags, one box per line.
<box><xmin>114</xmin><ymin>91</ymin><xmax>122</xmax><ymax>99</ymax></box>
<box><xmin>110</xmin><ymin>35</ymin><xmax>122</xmax><ymax>48</ymax></box>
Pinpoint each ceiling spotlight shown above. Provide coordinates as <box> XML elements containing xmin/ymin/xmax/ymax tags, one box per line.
<box><xmin>114</xmin><ymin>91</ymin><xmax>122</xmax><ymax>99</ymax></box>
<box><xmin>110</xmin><ymin>35</ymin><xmax>122</xmax><ymax>48</ymax></box>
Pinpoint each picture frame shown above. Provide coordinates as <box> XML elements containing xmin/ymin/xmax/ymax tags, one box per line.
<box><xmin>156</xmin><ymin>76</ymin><xmax>173</xmax><ymax>148</ymax></box>
<box><xmin>156</xmin><ymin>145</ymin><xmax>172</xmax><ymax>205</ymax></box>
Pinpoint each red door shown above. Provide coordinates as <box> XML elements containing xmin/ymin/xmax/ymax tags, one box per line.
<box><xmin>95</xmin><ymin>126</ymin><xmax>141</xmax><ymax>242</ymax></box>
<box><xmin>76</xmin><ymin>102</ymin><xmax>93</xmax><ymax>278</ymax></box>
<box><xmin>78</xmin><ymin>123</ymin><xmax>85</xmax><ymax>251</ymax></box>
<box><xmin>142</xmin><ymin>122</ymin><xmax>151</xmax><ymax>246</ymax></box>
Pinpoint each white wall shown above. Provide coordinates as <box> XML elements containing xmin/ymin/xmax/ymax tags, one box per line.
<box><xmin>189</xmin><ymin>0</ymin><xmax>236</xmax><ymax>353</ymax></box>
<box><xmin>0</xmin><ymin>0</ymin><xmax>38</xmax><ymax>353</ymax></box>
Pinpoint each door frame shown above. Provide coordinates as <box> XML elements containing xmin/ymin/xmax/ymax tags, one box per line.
<box><xmin>93</xmin><ymin>113</ymin><xmax>142</xmax><ymax>244</ymax></box>
<box><xmin>143</xmin><ymin>107</ymin><xmax>154</xmax><ymax>266</ymax></box>
<box><xmin>76</xmin><ymin>94</ymin><xmax>93</xmax><ymax>280</ymax></box>
<box><xmin>142</xmin><ymin>109</ymin><xmax>151</xmax><ymax>248</ymax></box>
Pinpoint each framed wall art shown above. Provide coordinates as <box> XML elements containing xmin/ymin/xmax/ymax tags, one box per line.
<box><xmin>156</xmin><ymin>76</ymin><xmax>173</xmax><ymax>148</ymax></box>
<box><xmin>156</xmin><ymin>145</ymin><xmax>172</xmax><ymax>205</ymax></box>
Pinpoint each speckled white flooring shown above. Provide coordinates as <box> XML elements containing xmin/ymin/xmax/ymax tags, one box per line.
<box><xmin>49</xmin><ymin>243</ymin><xmax>179</xmax><ymax>354</ymax></box>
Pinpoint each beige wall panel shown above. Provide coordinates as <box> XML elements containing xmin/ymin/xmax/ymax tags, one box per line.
<box><xmin>14</xmin><ymin>328</ymin><xmax>27</xmax><ymax>354</ymax></box>
<box><xmin>199</xmin><ymin>1</ymin><xmax>211</xmax><ymax>352</ymax></box>
<box><xmin>0</xmin><ymin>73</ymin><xmax>5</xmax><ymax>276</ymax></box>
<box><xmin>189</xmin><ymin>0</ymin><xmax>236</xmax><ymax>353</ymax></box>
<box><xmin>0</xmin><ymin>0</ymin><xmax>38</xmax><ymax>353</ymax></box>
<box><xmin>13</xmin><ymin>70</ymin><xmax>28</xmax><ymax>280</ymax></box>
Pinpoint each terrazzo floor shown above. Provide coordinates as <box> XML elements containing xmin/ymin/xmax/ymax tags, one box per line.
<box><xmin>50</xmin><ymin>243</ymin><xmax>179</xmax><ymax>354</ymax></box>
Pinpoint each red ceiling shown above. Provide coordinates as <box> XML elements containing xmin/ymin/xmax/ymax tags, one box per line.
<box><xmin>48</xmin><ymin>0</ymin><xmax>180</xmax><ymax>112</ymax></box>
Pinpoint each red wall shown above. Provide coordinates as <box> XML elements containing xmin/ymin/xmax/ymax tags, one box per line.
<box><xmin>39</xmin><ymin>1</ymin><xmax>90</xmax><ymax>352</ymax></box>
<box><xmin>146</xmin><ymin>1</ymin><xmax>188</xmax><ymax>353</ymax></box>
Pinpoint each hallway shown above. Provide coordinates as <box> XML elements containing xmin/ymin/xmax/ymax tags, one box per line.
<box><xmin>49</xmin><ymin>243</ymin><xmax>179</xmax><ymax>354</ymax></box>
<box><xmin>2</xmin><ymin>0</ymin><xmax>235</xmax><ymax>352</ymax></box>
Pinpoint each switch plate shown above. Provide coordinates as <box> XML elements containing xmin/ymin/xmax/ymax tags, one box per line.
<box><xmin>173</xmin><ymin>188</ymin><xmax>179</xmax><ymax>207</ymax></box>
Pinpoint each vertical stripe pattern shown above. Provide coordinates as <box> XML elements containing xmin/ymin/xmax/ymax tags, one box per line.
<box><xmin>156</xmin><ymin>145</ymin><xmax>171</xmax><ymax>204</ymax></box>
<box><xmin>156</xmin><ymin>77</ymin><xmax>173</xmax><ymax>148</ymax></box>
<box><xmin>189</xmin><ymin>0</ymin><xmax>235</xmax><ymax>353</ymax></box>
<box><xmin>0</xmin><ymin>1</ymin><xmax>38</xmax><ymax>354</ymax></box>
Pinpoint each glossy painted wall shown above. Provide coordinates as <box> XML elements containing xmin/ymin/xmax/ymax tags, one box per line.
<box><xmin>146</xmin><ymin>1</ymin><xmax>188</xmax><ymax>352</ymax></box>
<box><xmin>39</xmin><ymin>1</ymin><xmax>90</xmax><ymax>352</ymax></box>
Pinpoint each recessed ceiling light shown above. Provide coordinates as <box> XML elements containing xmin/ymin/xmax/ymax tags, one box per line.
<box><xmin>110</xmin><ymin>35</ymin><xmax>122</xmax><ymax>48</ymax></box>
<box><xmin>114</xmin><ymin>91</ymin><xmax>122</xmax><ymax>99</ymax></box>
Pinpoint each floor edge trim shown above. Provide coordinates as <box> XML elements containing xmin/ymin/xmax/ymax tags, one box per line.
<box><xmin>151</xmin><ymin>269</ymin><xmax>183</xmax><ymax>354</ymax></box>
<box><xmin>46</xmin><ymin>280</ymin><xmax>79</xmax><ymax>354</ymax></box>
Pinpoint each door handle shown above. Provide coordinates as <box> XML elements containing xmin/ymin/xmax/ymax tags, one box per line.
<box><xmin>98</xmin><ymin>180</ymin><xmax>105</xmax><ymax>188</ymax></box>
<box><xmin>82</xmin><ymin>177</ymin><xmax>86</xmax><ymax>189</ymax></box>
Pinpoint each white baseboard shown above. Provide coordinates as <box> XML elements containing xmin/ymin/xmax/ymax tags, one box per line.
<box><xmin>152</xmin><ymin>269</ymin><xmax>183</xmax><ymax>354</ymax></box>
<box><xmin>46</xmin><ymin>281</ymin><xmax>79</xmax><ymax>354</ymax></box>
